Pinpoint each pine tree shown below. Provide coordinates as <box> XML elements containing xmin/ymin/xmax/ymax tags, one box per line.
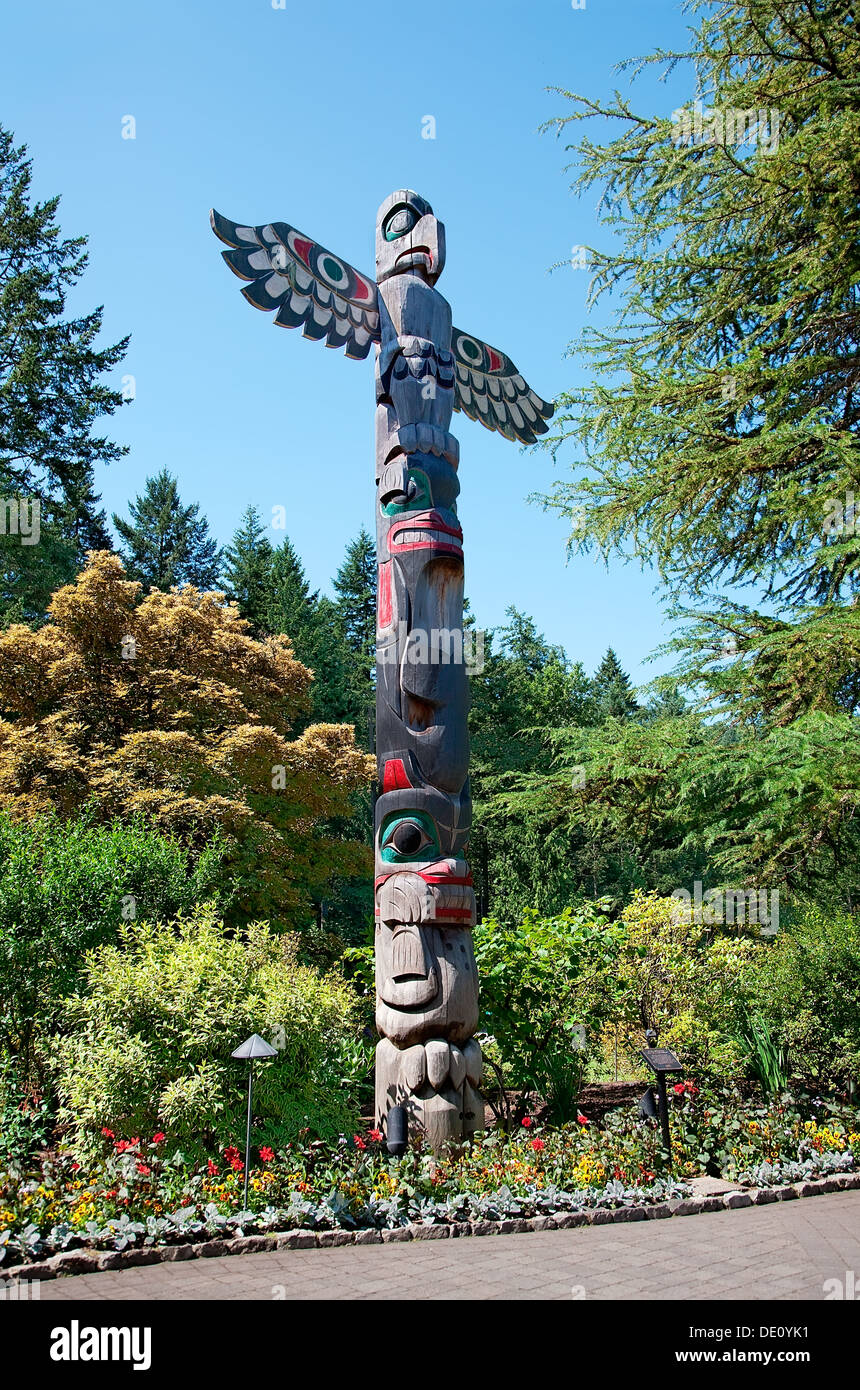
<box><xmin>113</xmin><ymin>469</ymin><xmax>222</xmax><ymax>591</ymax></box>
<box><xmin>0</xmin><ymin>124</ymin><xmax>128</xmax><ymax>621</ymax></box>
<box><xmin>591</xmin><ymin>648</ymin><xmax>639</xmax><ymax>720</ymax></box>
<box><xmin>264</xmin><ymin>537</ymin><xmax>350</xmax><ymax>724</ymax></box>
<box><xmin>265</xmin><ymin>537</ymin><xmax>317</xmax><ymax>643</ymax></box>
<box><xmin>223</xmin><ymin>505</ymin><xmax>273</xmax><ymax>631</ymax></box>
<box><xmin>332</xmin><ymin>526</ymin><xmax>376</xmax><ymax>743</ymax></box>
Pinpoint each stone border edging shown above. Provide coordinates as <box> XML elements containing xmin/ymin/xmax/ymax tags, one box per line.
<box><xmin>3</xmin><ymin>1172</ymin><xmax>859</xmax><ymax>1283</ymax></box>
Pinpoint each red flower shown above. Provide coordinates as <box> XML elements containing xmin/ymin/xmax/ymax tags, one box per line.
<box><xmin>577</xmin><ymin>1113</ymin><xmax>589</xmax><ymax>1126</ymax></box>
<box><xmin>259</xmin><ymin>1146</ymin><xmax>274</xmax><ymax>1163</ymax></box>
<box><xmin>224</xmin><ymin>1144</ymin><xmax>244</xmax><ymax>1171</ymax></box>
<box><xmin>70</xmin><ymin>1161</ymin><xmax>80</xmax><ymax>1171</ymax></box>
<box><xmin>368</xmin><ymin>1128</ymin><xmax>383</xmax><ymax>1143</ymax></box>
<box><xmin>521</xmin><ymin>1116</ymin><xmax>533</xmax><ymax>1128</ymax></box>
<box><xmin>673</xmin><ymin>1083</ymin><xmax>686</xmax><ymax>1095</ymax></box>
<box><xmin>101</xmin><ymin>1128</ymin><xmax>115</xmax><ymax>1139</ymax></box>
<box><xmin>531</xmin><ymin>1138</ymin><xmax>545</xmax><ymax>1153</ymax></box>
<box><xmin>353</xmin><ymin>1134</ymin><xmax>367</xmax><ymax>1150</ymax></box>
<box><xmin>207</xmin><ymin>1159</ymin><xmax>219</xmax><ymax>1176</ymax></box>
<box><xmin>151</xmin><ymin>1132</ymin><xmax>166</xmax><ymax>1144</ymax></box>
<box><xmin>115</xmin><ymin>1139</ymin><xmax>136</xmax><ymax>1153</ymax></box>
<box><xmin>136</xmin><ymin>1162</ymin><xmax>151</xmax><ymax>1176</ymax></box>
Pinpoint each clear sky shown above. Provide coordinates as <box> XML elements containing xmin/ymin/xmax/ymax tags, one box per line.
<box><xmin>2</xmin><ymin>0</ymin><xmax>700</xmax><ymax>686</ymax></box>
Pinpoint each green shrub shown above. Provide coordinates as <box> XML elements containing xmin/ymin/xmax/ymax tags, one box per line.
<box><xmin>474</xmin><ymin>903</ymin><xmax>626</xmax><ymax>1117</ymax></box>
<box><xmin>52</xmin><ymin>907</ymin><xmax>361</xmax><ymax>1158</ymax></box>
<box><xmin>0</xmin><ymin>810</ymin><xmax>226</xmax><ymax>1088</ymax></box>
<box><xmin>614</xmin><ymin>891</ymin><xmax>760</xmax><ymax>1081</ymax></box>
<box><xmin>749</xmin><ymin>900</ymin><xmax>860</xmax><ymax>1091</ymax></box>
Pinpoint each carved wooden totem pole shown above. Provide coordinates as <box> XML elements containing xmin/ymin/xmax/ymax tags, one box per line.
<box><xmin>211</xmin><ymin>191</ymin><xmax>553</xmax><ymax>1148</ymax></box>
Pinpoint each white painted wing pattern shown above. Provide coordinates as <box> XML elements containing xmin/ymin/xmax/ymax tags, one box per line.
<box><xmin>210</xmin><ymin>210</ymin><xmax>380</xmax><ymax>360</ymax></box>
<box><xmin>451</xmin><ymin>328</ymin><xmax>554</xmax><ymax>445</ymax></box>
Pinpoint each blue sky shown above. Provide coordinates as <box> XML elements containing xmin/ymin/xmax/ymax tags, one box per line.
<box><xmin>3</xmin><ymin>0</ymin><xmax>700</xmax><ymax>686</ymax></box>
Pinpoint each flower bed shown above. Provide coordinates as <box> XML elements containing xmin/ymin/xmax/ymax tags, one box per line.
<box><xmin>1</xmin><ymin>1088</ymin><xmax>857</xmax><ymax>1271</ymax></box>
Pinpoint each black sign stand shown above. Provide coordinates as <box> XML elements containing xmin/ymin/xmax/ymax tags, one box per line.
<box><xmin>640</xmin><ymin>1045</ymin><xmax>684</xmax><ymax>1167</ymax></box>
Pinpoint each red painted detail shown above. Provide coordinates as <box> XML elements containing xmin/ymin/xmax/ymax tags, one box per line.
<box><xmin>352</xmin><ymin>275</ymin><xmax>371</xmax><ymax>301</ymax></box>
<box><xmin>292</xmin><ymin>236</ymin><xmax>314</xmax><ymax>267</ymax></box>
<box><xmin>382</xmin><ymin>759</ymin><xmax>412</xmax><ymax>793</ymax></box>
<box><xmin>421</xmin><ymin>875</ymin><xmax>473</xmax><ymax>887</ymax></box>
<box><xmin>378</xmin><ymin>561</ymin><xmax>392</xmax><ymax>629</ymax></box>
<box><xmin>436</xmin><ymin>908</ymin><xmax>474</xmax><ymax>921</ymax></box>
<box><xmin>388</xmin><ymin>510</ymin><xmax>464</xmax><ymax>558</ymax></box>
<box><xmin>487</xmin><ymin>348</ymin><xmax>503</xmax><ymax>372</ymax></box>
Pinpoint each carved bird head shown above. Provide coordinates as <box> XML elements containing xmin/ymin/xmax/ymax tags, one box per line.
<box><xmin>376</xmin><ymin>189</ymin><xmax>446</xmax><ymax>287</ymax></box>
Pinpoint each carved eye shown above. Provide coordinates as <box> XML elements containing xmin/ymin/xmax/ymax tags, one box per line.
<box><xmin>384</xmin><ymin>206</ymin><xmax>418</xmax><ymax>241</ymax></box>
<box><xmin>382</xmin><ymin>469</ymin><xmax>432</xmax><ymax>516</ymax></box>
<box><xmin>379</xmin><ymin>812</ymin><xmax>439</xmax><ymax>862</ymax></box>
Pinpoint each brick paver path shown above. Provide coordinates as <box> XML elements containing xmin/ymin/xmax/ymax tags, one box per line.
<box><xmin>36</xmin><ymin>1191</ymin><xmax>860</xmax><ymax>1300</ymax></box>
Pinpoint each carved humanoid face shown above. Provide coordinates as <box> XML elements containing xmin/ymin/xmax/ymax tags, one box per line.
<box><xmin>375</xmin><ymin>189</ymin><xmax>446</xmax><ymax>286</ymax></box>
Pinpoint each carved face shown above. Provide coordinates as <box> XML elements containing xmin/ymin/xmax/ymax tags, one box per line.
<box><xmin>375</xmin><ymin>189</ymin><xmax>446</xmax><ymax>286</ymax></box>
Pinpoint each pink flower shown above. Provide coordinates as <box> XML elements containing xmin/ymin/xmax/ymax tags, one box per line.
<box><xmin>531</xmin><ymin>1138</ymin><xmax>545</xmax><ymax>1153</ymax></box>
<box><xmin>577</xmin><ymin>1113</ymin><xmax>589</xmax><ymax>1126</ymax></box>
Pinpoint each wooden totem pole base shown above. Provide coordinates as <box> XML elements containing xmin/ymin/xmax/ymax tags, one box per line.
<box><xmin>375</xmin><ymin>1038</ymin><xmax>483</xmax><ymax>1150</ymax></box>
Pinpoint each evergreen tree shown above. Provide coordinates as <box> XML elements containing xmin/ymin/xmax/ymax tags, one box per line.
<box><xmin>0</xmin><ymin>124</ymin><xmax>128</xmax><ymax>621</ymax></box>
<box><xmin>113</xmin><ymin>469</ymin><xmax>222</xmax><ymax>591</ymax></box>
<box><xmin>223</xmin><ymin>505</ymin><xmax>273</xmax><ymax>631</ymax></box>
<box><xmin>332</xmin><ymin>526</ymin><xmax>376</xmax><ymax>744</ymax></box>
<box><xmin>265</xmin><ymin>537</ymin><xmax>317</xmax><ymax>643</ymax></box>
<box><xmin>543</xmin><ymin>0</ymin><xmax>860</xmax><ymax>610</ymax></box>
<box><xmin>591</xmin><ymin>648</ymin><xmax>639</xmax><ymax>721</ymax></box>
<box><xmin>532</xmin><ymin>2</ymin><xmax>860</xmax><ymax>906</ymax></box>
<box><xmin>264</xmin><ymin>537</ymin><xmax>350</xmax><ymax>725</ymax></box>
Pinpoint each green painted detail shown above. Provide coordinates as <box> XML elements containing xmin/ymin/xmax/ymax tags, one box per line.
<box><xmin>379</xmin><ymin>810</ymin><xmax>440</xmax><ymax>864</ymax></box>
<box><xmin>381</xmin><ymin>469</ymin><xmax>432</xmax><ymax>516</ymax></box>
<box><xmin>461</xmin><ymin>339</ymin><xmax>481</xmax><ymax>360</ymax></box>
<box><xmin>322</xmin><ymin>256</ymin><xmax>345</xmax><ymax>282</ymax></box>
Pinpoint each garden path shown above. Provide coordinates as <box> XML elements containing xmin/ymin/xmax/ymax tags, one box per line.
<box><xmin>34</xmin><ymin>1190</ymin><xmax>860</xmax><ymax>1301</ymax></box>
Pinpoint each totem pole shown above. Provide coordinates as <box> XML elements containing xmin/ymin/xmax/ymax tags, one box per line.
<box><xmin>211</xmin><ymin>190</ymin><xmax>553</xmax><ymax>1148</ymax></box>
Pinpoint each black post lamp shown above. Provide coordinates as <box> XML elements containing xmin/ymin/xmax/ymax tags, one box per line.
<box><xmin>231</xmin><ymin>1033</ymin><xmax>278</xmax><ymax>1211</ymax></box>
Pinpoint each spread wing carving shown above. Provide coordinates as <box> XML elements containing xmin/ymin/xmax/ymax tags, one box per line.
<box><xmin>210</xmin><ymin>209</ymin><xmax>380</xmax><ymax>360</ymax></box>
<box><xmin>451</xmin><ymin>328</ymin><xmax>554</xmax><ymax>444</ymax></box>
